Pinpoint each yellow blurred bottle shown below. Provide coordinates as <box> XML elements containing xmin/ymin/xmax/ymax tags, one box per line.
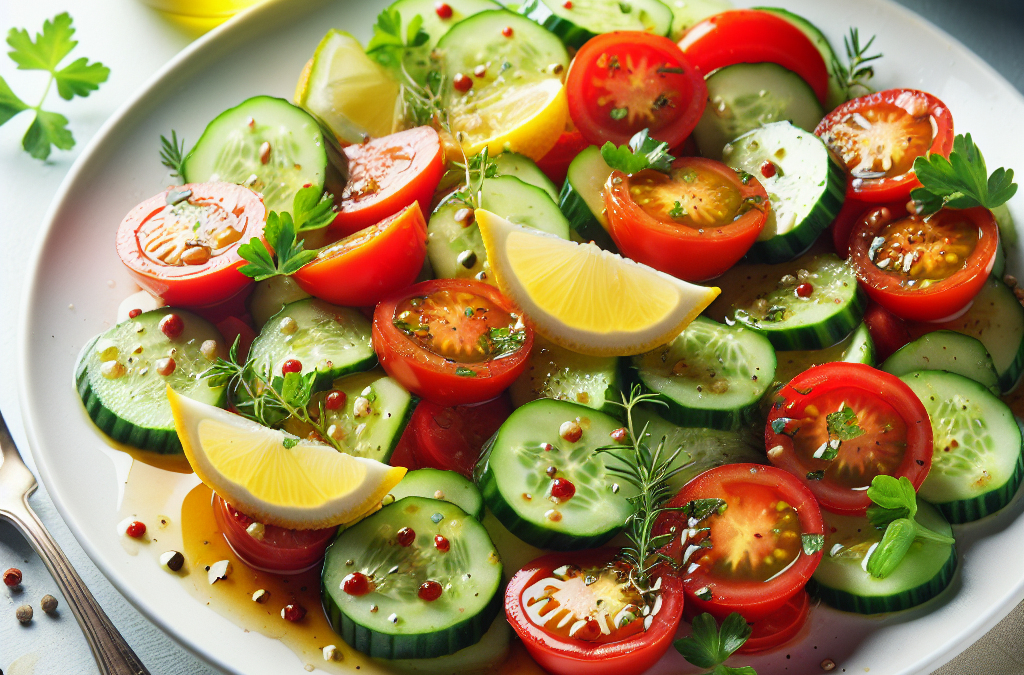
<box><xmin>140</xmin><ymin>0</ymin><xmax>264</xmax><ymax>19</ymax></box>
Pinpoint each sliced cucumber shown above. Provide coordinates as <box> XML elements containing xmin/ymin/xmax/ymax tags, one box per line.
<box><xmin>666</xmin><ymin>0</ymin><xmax>732</xmax><ymax>41</ymax></box>
<box><xmin>427</xmin><ymin>175</ymin><xmax>569</xmax><ymax>280</ymax></box>
<box><xmin>476</xmin><ymin>399</ymin><xmax>635</xmax><ymax>550</ymax></box>
<box><xmin>809</xmin><ymin>501</ymin><xmax>956</xmax><ymax>614</ymax></box>
<box><xmin>630</xmin><ymin>317</ymin><xmax>777</xmax><ymax>431</ymax></box>
<box><xmin>993</xmin><ymin>232</ymin><xmax>1006</xmax><ymax>280</ymax></box>
<box><xmin>248</xmin><ymin>276</ymin><xmax>311</xmax><ymax>329</ymax></box>
<box><xmin>183</xmin><ymin>96</ymin><xmax>327</xmax><ymax>213</ymax></box>
<box><xmin>389</xmin><ymin>469</ymin><xmax>485</xmax><ymax>520</ymax></box>
<box><xmin>249</xmin><ymin>299</ymin><xmax>376</xmax><ymax>390</ymax></box>
<box><xmin>755</xmin><ymin>7</ymin><xmax>846</xmax><ymax>110</ymax></box>
<box><xmin>993</xmin><ymin>202</ymin><xmax>1017</xmax><ymax>248</ymax></box>
<box><xmin>518</xmin><ymin>0</ymin><xmax>673</xmax><ymax>48</ymax></box>
<box><xmin>693</xmin><ymin>63</ymin><xmax>825</xmax><ymax>161</ymax></box>
<box><xmin>772</xmin><ymin>322</ymin><xmax>874</xmax><ymax>388</ymax></box>
<box><xmin>76</xmin><ymin>310</ymin><xmax>226</xmax><ymax>453</ymax></box>
<box><xmin>559</xmin><ymin>145</ymin><xmax>618</xmax><ymax>251</ymax></box>
<box><xmin>726</xmin><ymin>254</ymin><xmax>865</xmax><ymax>351</ymax></box>
<box><xmin>492</xmin><ymin>152</ymin><xmax>560</xmax><ymax>202</ymax></box>
<box><xmin>722</xmin><ymin>122</ymin><xmax>846</xmax><ymax>263</ymax></box>
<box><xmin>900</xmin><ymin>371</ymin><xmax>1024</xmax><ymax>523</ymax></box>
<box><xmin>322</xmin><ymin>497</ymin><xmax>502</xmax><ymax>659</ymax></box>
<box><xmin>381</xmin><ymin>615</ymin><xmax>511</xmax><ymax>674</ymax></box>
<box><xmin>931</xmin><ymin>277</ymin><xmax>1024</xmax><ymax>393</ymax></box>
<box><xmin>882</xmin><ymin>331</ymin><xmax>999</xmax><ymax>394</ymax></box>
<box><xmin>508</xmin><ymin>335</ymin><xmax>621</xmax><ymax>416</ymax></box>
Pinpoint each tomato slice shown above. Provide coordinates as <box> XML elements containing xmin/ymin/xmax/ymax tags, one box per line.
<box><xmin>536</xmin><ymin>128</ymin><xmax>590</xmax><ymax>187</ymax></box>
<box><xmin>678</xmin><ymin>10</ymin><xmax>829</xmax><ymax>106</ymax></box>
<box><xmin>505</xmin><ymin>548</ymin><xmax>684</xmax><ymax>675</ymax></box>
<box><xmin>404</xmin><ymin>395</ymin><xmax>512</xmax><ymax>478</ymax></box>
<box><xmin>655</xmin><ymin>464</ymin><xmax>823</xmax><ymax>623</ymax></box>
<box><xmin>765</xmin><ymin>362</ymin><xmax>933</xmax><ymax>515</ymax></box>
<box><xmin>830</xmin><ymin>197</ymin><xmax>870</xmax><ymax>259</ymax></box>
<box><xmin>737</xmin><ymin>590</ymin><xmax>810</xmax><ymax>653</ymax></box>
<box><xmin>862</xmin><ymin>301</ymin><xmax>912</xmax><ymax>362</ymax></box>
<box><xmin>604</xmin><ymin>157</ymin><xmax>769</xmax><ymax>281</ymax></box>
<box><xmin>213</xmin><ymin>494</ymin><xmax>337</xmax><ymax>574</ymax></box>
<box><xmin>847</xmin><ymin>204</ymin><xmax>998</xmax><ymax>322</ymax></box>
<box><xmin>373</xmin><ymin>279</ymin><xmax>534</xmax><ymax>405</ymax></box>
<box><xmin>293</xmin><ymin>203</ymin><xmax>427</xmax><ymax>307</ymax></box>
<box><xmin>115</xmin><ymin>182</ymin><xmax>266</xmax><ymax>307</ymax></box>
<box><xmin>566</xmin><ymin>32</ymin><xmax>706</xmax><ymax>148</ymax></box>
<box><xmin>814</xmin><ymin>89</ymin><xmax>955</xmax><ymax>203</ymax></box>
<box><xmin>328</xmin><ymin>126</ymin><xmax>445</xmax><ymax>237</ymax></box>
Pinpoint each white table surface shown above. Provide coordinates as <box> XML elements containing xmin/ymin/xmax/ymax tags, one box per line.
<box><xmin>0</xmin><ymin>1</ymin><xmax>1021</xmax><ymax>674</ymax></box>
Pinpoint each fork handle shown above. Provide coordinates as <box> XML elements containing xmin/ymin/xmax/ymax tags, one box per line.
<box><xmin>3</xmin><ymin>498</ymin><xmax>151</xmax><ymax>675</ymax></box>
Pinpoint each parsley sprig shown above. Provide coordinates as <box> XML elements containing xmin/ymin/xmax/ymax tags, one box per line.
<box><xmin>832</xmin><ymin>28</ymin><xmax>882</xmax><ymax>101</ymax></box>
<box><xmin>365</xmin><ymin>8</ymin><xmax>442</xmax><ymax>128</ymax></box>
<box><xmin>861</xmin><ymin>475</ymin><xmax>954</xmax><ymax>578</ymax></box>
<box><xmin>911</xmin><ymin>133</ymin><xmax>1018</xmax><ymax>215</ymax></box>
<box><xmin>674</xmin><ymin>612</ymin><xmax>757</xmax><ymax>675</ymax></box>
<box><xmin>600</xmin><ymin>128</ymin><xmax>674</xmax><ymax>175</ymax></box>
<box><xmin>237</xmin><ymin>186</ymin><xmax>337</xmax><ymax>281</ymax></box>
<box><xmin>1</xmin><ymin>13</ymin><xmax>110</xmax><ymax>160</ymax></box>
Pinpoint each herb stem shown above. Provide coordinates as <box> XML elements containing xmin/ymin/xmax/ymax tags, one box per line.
<box><xmin>34</xmin><ymin>73</ymin><xmax>54</xmax><ymax>112</ymax></box>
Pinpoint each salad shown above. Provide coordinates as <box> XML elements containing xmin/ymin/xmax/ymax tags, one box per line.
<box><xmin>73</xmin><ymin>0</ymin><xmax>1022</xmax><ymax>672</ymax></box>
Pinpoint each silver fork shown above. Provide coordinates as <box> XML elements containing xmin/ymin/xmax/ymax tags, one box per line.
<box><xmin>0</xmin><ymin>408</ymin><xmax>151</xmax><ymax>675</ymax></box>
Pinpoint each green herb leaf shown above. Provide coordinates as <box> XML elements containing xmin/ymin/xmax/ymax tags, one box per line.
<box><xmin>806</xmin><ymin>470</ymin><xmax>825</xmax><ymax>481</ymax></box>
<box><xmin>159</xmin><ymin>130</ymin><xmax>187</xmax><ymax>178</ymax></box>
<box><xmin>237</xmin><ymin>211</ymin><xmax>316</xmax><ymax>281</ymax></box>
<box><xmin>610</xmin><ymin>107</ymin><xmax>628</xmax><ymax>120</ymax></box>
<box><xmin>826</xmin><ymin>404</ymin><xmax>865</xmax><ymax>441</ymax></box>
<box><xmin>866</xmin><ymin>474</ymin><xmax>918</xmax><ymax>523</ymax></box>
<box><xmin>22</xmin><ymin>109</ymin><xmax>73</xmax><ymax>160</ymax></box>
<box><xmin>291</xmin><ymin>185</ymin><xmax>337</xmax><ymax>232</ymax></box>
<box><xmin>713</xmin><ymin>667</ymin><xmax>759</xmax><ymax>675</ymax></box>
<box><xmin>684</xmin><ymin>498</ymin><xmax>726</xmax><ymax>523</ymax></box>
<box><xmin>280</xmin><ymin>371</ymin><xmax>315</xmax><ymax>410</ymax></box>
<box><xmin>600</xmin><ymin>128</ymin><xmax>674</xmax><ymax>175</ymax></box>
<box><xmin>831</xmin><ymin>27</ymin><xmax>882</xmax><ymax>101</ymax></box>
<box><xmin>0</xmin><ymin>77</ymin><xmax>29</xmax><ymax>126</ymax></box>
<box><xmin>911</xmin><ymin>133</ymin><xmax>1018</xmax><ymax>214</ymax></box>
<box><xmin>367</xmin><ymin>8</ymin><xmax>428</xmax><ymax>52</ymax></box>
<box><xmin>801</xmin><ymin>533</ymin><xmax>825</xmax><ymax>555</ymax></box>
<box><xmin>54</xmin><ymin>56</ymin><xmax>109</xmax><ymax>100</ymax></box>
<box><xmin>455</xmin><ymin>367</ymin><xmax>476</xmax><ymax>377</ymax></box>
<box><xmin>282</xmin><ymin>437</ymin><xmax>299</xmax><ymax>449</ymax></box>
<box><xmin>865</xmin><ymin>517</ymin><xmax>916</xmax><ymax>578</ymax></box>
<box><xmin>674</xmin><ymin>612</ymin><xmax>754</xmax><ymax>673</ymax></box>
<box><xmin>486</xmin><ymin>326</ymin><xmax>526</xmax><ymax>357</ymax></box>
<box><xmin>668</xmin><ymin>201</ymin><xmax>686</xmax><ymax>219</ymax></box>
<box><xmin>6</xmin><ymin>12</ymin><xmax>77</xmax><ymax>72</ymax></box>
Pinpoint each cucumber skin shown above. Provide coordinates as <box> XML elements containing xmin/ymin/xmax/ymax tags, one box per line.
<box><xmin>743</xmin><ymin>287</ymin><xmax>868</xmax><ymax>352</ymax></box>
<box><xmin>929</xmin><ymin>439</ymin><xmax>1024</xmax><ymax>524</ymax></box>
<box><xmin>558</xmin><ymin>179</ymin><xmax>619</xmax><ymax>252</ymax></box>
<box><xmin>321</xmin><ymin>568</ymin><xmax>501</xmax><ymax>659</ymax></box>
<box><xmin>517</xmin><ymin>0</ymin><xmax>619</xmax><ymax>48</ymax></box>
<box><xmin>744</xmin><ymin>152</ymin><xmax>847</xmax><ymax>264</ymax></box>
<box><xmin>807</xmin><ymin>547</ymin><xmax>957</xmax><ymax>615</ymax></box>
<box><xmin>999</xmin><ymin>334</ymin><xmax>1024</xmax><ymax>393</ymax></box>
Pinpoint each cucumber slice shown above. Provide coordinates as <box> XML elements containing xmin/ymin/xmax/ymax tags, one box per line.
<box><xmin>183</xmin><ymin>96</ymin><xmax>327</xmax><ymax>214</ymax></box>
<box><xmin>930</xmin><ymin>277</ymin><xmax>1024</xmax><ymax>393</ymax></box>
<box><xmin>772</xmin><ymin>322</ymin><xmax>874</xmax><ymax>388</ymax></box>
<box><xmin>693</xmin><ymin>63</ymin><xmax>825</xmax><ymax>161</ymax></box>
<box><xmin>993</xmin><ymin>202</ymin><xmax>1017</xmax><ymax>248</ymax></box>
<box><xmin>248</xmin><ymin>276</ymin><xmax>311</xmax><ymax>329</ymax></box>
<box><xmin>630</xmin><ymin>317</ymin><xmax>777</xmax><ymax>431</ymax></box>
<box><xmin>722</xmin><ymin>122</ymin><xmax>846</xmax><ymax>263</ymax></box>
<box><xmin>389</xmin><ymin>469</ymin><xmax>485</xmax><ymax>520</ymax></box>
<box><xmin>725</xmin><ymin>254</ymin><xmax>866</xmax><ymax>351</ymax></box>
<box><xmin>559</xmin><ymin>145</ymin><xmax>618</xmax><ymax>251</ymax></box>
<box><xmin>322</xmin><ymin>497</ymin><xmax>502</xmax><ymax>659</ymax></box>
<box><xmin>476</xmin><ymin>399</ymin><xmax>635</xmax><ymax>550</ymax></box>
<box><xmin>249</xmin><ymin>299</ymin><xmax>376</xmax><ymax>391</ymax></box>
<box><xmin>508</xmin><ymin>336</ymin><xmax>621</xmax><ymax>416</ymax></box>
<box><xmin>666</xmin><ymin>0</ymin><xmax>732</xmax><ymax>41</ymax></box>
<box><xmin>381</xmin><ymin>615</ymin><xmax>511</xmax><ymax>674</ymax></box>
<box><xmin>518</xmin><ymin>0</ymin><xmax>673</xmax><ymax>48</ymax></box>
<box><xmin>427</xmin><ymin>175</ymin><xmax>569</xmax><ymax>280</ymax></box>
<box><xmin>882</xmin><ymin>331</ymin><xmax>999</xmax><ymax>394</ymax></box>
<box><xmin>809</xmin><ymin>501</ymin><xmax>956</xmax><ymax>614</ymax></box>
<box><xmin>993</xmin><ymin>232</ymin><xmax>1006</xmax><ymax>280</ymax></box>
<box><xmin>900</xmin><ymin>371</ymin><xmax>1024</xmax><ymax>523</ymax></box>
<box><xmin>492</xmin><ymin>152</ymin><xmax>560</xmax><ymax>202</ymax></box>
<box><xmin>755</xmin><ymin>7</ymin><xmax>846</xmax><ymax>110</ymax></box>
<box><xmin>76</xmin><ymin>310</ymin><xmax>226</xmax><ymax>453</ymax></box>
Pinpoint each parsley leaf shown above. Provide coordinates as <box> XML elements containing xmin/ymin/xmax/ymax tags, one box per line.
<box><xmin>866</xmin><ymin>474</ymin><xmax>917</xmax><ymax>527</ymax></box>
<box><xmin>280</xmin><ymin>371</ymin><xmax>316</xmax><ymax>410</ymax></box>
<box><xmin>675</xmin><ymin>613</ymin><xmax>756</xmax><ymax>675</ymax></box>
<box><xmin>23</xmin><ymin>109</ymin><xmax>73</xmax><ymax>159</ymax></box>
<box><xmin>911</xmin><ymin>133</ymin><xmax>1018</xmax><ymax>215</ymax></box>
<box><xmin>238</xmin><ymin>211</ymin><xmax>316</xmax><ymax>281</ymax></box>
<box><xmin>366</xmin><ymin>8</ymin><xmax>429</xmax><ymax>53</ymax></box>
<box><xmin>600</xmin><ymin>128</ymin><xmax>674</xmax><ymax>175</ymax></box>
<box><xmin>54</xmin><ymin>56</ymin><xmax>109</xmax><ymax>100</ymax></box>
<box><xmin>826</xmin><ymin>404</ymin><xmax>865</xmax><ymax>441</ymax></box>
<box><xmin>6</xmin><ymin>13</ymin><xmax>77</xmax><ymax>72</ymax></box>
<box><xmin>0</xmin><ymin>77</ymin><xmax>28</xmax><ymax>125</ymax></box>
<box><xmin>291</xmin><ymin>185</ymin><xmax>337</xmax><ymax>232</ymax></box>
<box><xmin>863</xmin><ymin>475</ymin><xmax>954</xmax><ymax>578</ymax></box>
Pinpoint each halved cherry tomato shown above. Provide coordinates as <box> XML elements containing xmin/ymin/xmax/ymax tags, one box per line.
<box><xmin>765</xmin><ymin>362</ymin><xmax>933</xmax><ymax>515</ymax></box>
<box><xmin>536</xmin><ymin>128</ymin><xmax>590</xmax><ymax>186</ymax></box>
<box><xmin>505</xmin><ymin>548</ymin><xmax>684</xmax><ymax>675</ymax></box>
<box><xmin>655</xmin><ymin>464</ymin><xmax>823</xmax><ymax>622</ymax></box>
<box><xmin>678</xmin><ymin>10</ymin><xmax>828</xmax><ymax>106</ymax></box>
<box><xmin>738</xmin><ymin>590</ymin><xmax>810</xmax><ymax>653</ymax></box>
<box><xmin>116</xmin><ymin>182</ymin><xmax>265</xmax><ymax>307</ymax></box>
<box><xmin>566</xmin><ymin>32</ymin><xmax>707</xmax><ymax>148</ymax></box>
<box><xmin>329</xmin><ymin>127</ymin><xmax>445</xmax><ymax>237</ymax></box>
<box><xmin>604</xmin><ymin>157</ymin><xmax>769</xmax><ymax>281</ymax></box>
<box><xmin>403</xmin><ymin>395</ymin><xmax>512</xmax><ymax>478</ymax></box>
<box><xmin>293</xmin><ymin>203</ymin><xmax>427</xmax><ymax>307</ymax></box>
<box><xmin>213</xmin><ymin>494</ymin><xmax>336</xmax><ymax>574</ymax></box>
<box><xmin>863</xmin><ymin>301</ymin><xmax>911</xmax><ymax>362</ymax></box>
<box><xmin>373</xmin><ymin>279</ymin><xmax>534</xmax><ymax>405</ymax></box>
<box><xmin>815</xmin><ymin>89</ymin><xmax>954</xmax><ymax>203</ymax></box>
<box><xmin>830</xmin><ymin>197</ymin><xmax>870</xmax><ymax>259</ymax></box>
<box><xmin>847</xmin><ymin>204</ymin><xmax>998</xmax><ymax>322</ymax></box>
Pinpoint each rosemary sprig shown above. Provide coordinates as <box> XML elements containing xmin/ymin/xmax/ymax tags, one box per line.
<box><xmin>832</xmin><ymin>28</ymin><xmax>882</xmax><ymax>101</ymax></box>
<box><xmin>596</xmin><ymin>386</ymin><xmax>689</xmax><ymax>591</ymax></box>
<box><xmin>204</xmin><ymin>337</ymin><xmax>344</xmax><ymax>452</ymax></box>
<box><xmin>159</xmin><ymin>129</ymin><xmax>187</xmax><ymax>179</ymax></box>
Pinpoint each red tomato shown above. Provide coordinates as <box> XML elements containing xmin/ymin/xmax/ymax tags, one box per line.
<box><xmin>655</xmin><ymin>464</ymin><xmax>823</xmax><ymax>622</ymax></box>
<box><xmin>605</xmin><ymin>158</ymin><xmax>769</xmax><ymax>281</ymax></box>
<box><xmin>212</xmin><ymin>494</ymin><xmax>336</xmax><ymax>574</ymax></box>
<box><xmin>863</xmin><ymin>302</ymin><xmax>912</xmax><ymax>362</ymax></box>
<box><xmin>505</xmin><ymin>548</ymin><xmax>684</xmax><ymax>675</ymax></box>
<box><xmin>536</xmin><ymin>128</ymin><xmax>590</xmax><ymax>186</ymax></box>
<box><xmin>847</xmin><ymin>204</ymin><xmax>998</xmax><ymax>322</ymax></box>
<box><xmin>830</xmin><ymin>197</ymin><xmax>870</xmax><ymax>259</ymax></box>
<box><xmin>215</xmin><ymin>316</ymin><xmax>257</xmax><ymax>363</ymax></box>
<box><xmin>405</xmin><ymin>396</ymin><xmax>512</xmax><ymax>478</ymax></box>
<box><xmin>116</xmin><ymin>182</ymin><xmax>265</xmax><ymax>307</ymax></box>
<box><xmin>678</xmin><ymin>10</ymin><xmax>829</xmax><ymax>106</ymax></box>
<box><xmin>765</xmin><ymin>362</ymin><xmax>933</xmax><ymax>515</ymax></box>
<box><xmin>566</xmin><ymin>32</ymin><xmax>707</xmax><ymax>148</ymax></box>
<box><xmin>738</xmin><ymin>591</ymin><xmax>810</xmax><ymax>653</ymax></box>
<box><xmin>815</xmin><ymin>89</ymin><xmax>954</xmax><ymax>203</ymax></box>
<box><xmin>293</xmin><ymin>204</ymin><xmax>427</xmax><ymax>307</ymax></box>
<box><xmin>373</xmin><ymin>279</ymin><xmax>534</xmax><ymax>405</ymax></box>
<box><xmin>330</xmin><ymin>127</ymin><xmax>445</xmax><ymax>237</ymax></box>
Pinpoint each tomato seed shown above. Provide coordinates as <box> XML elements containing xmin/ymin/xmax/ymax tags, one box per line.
<box><xmin>418</xmin><ymin>580</ymin><xmax>443</xmax><ymax>601</ymax></box>
<box><xmin>501</xmin><ymin>26</ymin><xmax>513</xmax><ymax>37</ymax></box>
<box><xmin>550</xmin><ymin>478</ymin><xmax>576</xmax><ymax>502</ymax></box>
<box><xmin>281</xmin><ymin>604</ymin><xmax>306</xmax><ymax>622</ymax></box>
<box><xmin>126</xmin><ymin>521</ymin><xmax>147</xmax><ymax>538</ymax></box>
<box><xmin>128</xmin><ymin>308</ymin><xmax>142</xmax><ymax>319</ymax></box>
<box><xmin>453</xmin><ymin>73</ymin><xmax>472</xmax><ymax>92</ymax></box>
<box><xmin>282</xmin><ymin>359</ymin><xmax>302</xmax><ymax>375</ymax></box>
<box><xmin>3</xmin><ymin>568</ymin><xmax>22</xmax><ymax>587</ymax></box>
<box><xmin>342</xmin><ymin>572</ymin><xmax>372</xmax><ymax>596</ymax></box>
<box><xmin>434</xmin><ymin>1</ymin><xmax>452</xmax><ymax>18</ymax></box>
<box><xmin>434</xmin><ymin>535</ymin><xmax>450</xmax><ymax>552</ymax></box>
<box><xmin>325</xmin><ymin>390</ymin><xmax>346</xmax><ymax>410</ymax></box>
<box><xmin>159</xmin><ymin>313</ymin><xmax>184</xmax><ymax>339</ymax></box>
<box><xmin>796</xmin><ymin>283</ymin><xmax>813</xmax><ymax>298</ymax></box>
<box><xmin>760</xmin><ymin>161</ymin><xmax>777</xmax><ymax>178</ymax></box>
<box><xmin>396</xmin><ymin>527</ymin><xmax>416</xmax><ymax>547</ymax></box>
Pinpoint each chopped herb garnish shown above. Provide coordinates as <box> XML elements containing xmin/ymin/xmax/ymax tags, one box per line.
<box><xmin>801</xmin><ymin>533</ymin><xmax>825</xmax><ymax>555</ymax></box>
<box><xmin>806</xmin><ymin>470</ymin><xmax>825</xmax><ymax>481</ymax></box>
<box><xmin>455</xmin><ymin>367</ymin><xmax>476</xmax><ymax>377</ymax></box>
<box><xmin>610</xmin><ymin>107</ymin><xmax>628</xmax><ymax>120</ymax></box>
<box><xmin>668</xmin><ymin>201</ymin><xmax>687</xmax><ymax>219</ymax></box>
<box><xmin>763</xmin><ymin>305</ymin><xmax>787</xmax><ymax>322</ymax></box>
<box><xmin>826</xmin><ymin>404</ymin><xmax>865</xmax><ymax>442</ymax></box>
<box><xmin>485</xmin><ymin>326</ymin><xmax>526</xmax><ymax>356</ymax></box>
<box><xmin>600</xmin><ymin>128</ymin><xmax>674</xmax><ymax>175</ymax></box>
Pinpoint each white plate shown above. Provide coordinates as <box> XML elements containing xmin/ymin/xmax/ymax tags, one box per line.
<box><xmin>19</xmin><ymin>0</ymin><xmax>1024</xmax><ymax>673</ymax></box>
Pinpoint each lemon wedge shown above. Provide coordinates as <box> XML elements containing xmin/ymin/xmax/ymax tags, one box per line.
<box><xmin>168</xmin><ymin>387</ymin><xmax>404</xmax><ymax>529</ymax></box>
<box><xmin>296</xmin><ymin>30</ymin><xmax>402</xmax><ymax>146</ymax></box>
<box><xmin>477</xmin><ymin>210</ymin><xmax>721</xmax><ymax>356</ymax></box>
